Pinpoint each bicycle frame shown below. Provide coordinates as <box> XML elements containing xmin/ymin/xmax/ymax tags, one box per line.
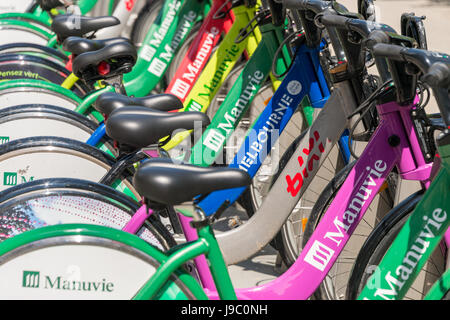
<box><xmin>82</xmin><ymin>3</ymin><xmax>257</xmax><ymax>148</ymax></box>
<box><xmin>84</xmin><ymin>0</ymin><xmax>236</xmax><ymax>145</ymax></box>
<box><xmin>122</xmin><ymin>71</ymin><xmax>354</xmax><ymax>291</ymax></box>
<box><xmin>195</xmin><ymin>39</ymin><xmax>335</xmax><ymax>213</ymax></box>
<box><xmin>133</xmin><ymin>207</ymin><xmax>237</xmax><ymax>300</ymax></box>
<box><xmin>123</xmin><ymin>0</ymin><xmax>210</xmax><ymax>96</ymax></box>
<box><xmin>160</xmin><ymin>4</ymin><xmax>260</xmax><ymax>151</ymax></box>
<box><xmin>165</xmin><ymin>0</ymin><xmax>234</xmax><ymax>103</ymax></box>
<box><xmin>158</xmin><ymin>92</ymin><xmax>437</xmax><ymax>300</ymax></box>
<box><xmin>186</xmin><ymin>19</ymin><xmax>292</xmax><ymax>167</ymax></box>
<box><xmin>358</xmin><ymin>131</ymin><xmax>450</xmax><ymax>300</ymax></box>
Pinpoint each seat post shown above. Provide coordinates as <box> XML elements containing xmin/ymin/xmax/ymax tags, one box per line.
<box><xmin>103</xmin><ymin>74</ymin><xmax>127</xmax><ymax>95</ymax></box>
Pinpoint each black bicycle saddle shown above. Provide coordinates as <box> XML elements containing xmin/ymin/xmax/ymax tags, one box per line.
<box><xmin>51</xmin><ymin>15</ymin><xmax>120</xmax><ymax>43</ymax></box>
<box><xmin>133</xmin><ymin>158</ymin><xmax>251</xmax><ymax>206</ymax></box>
<box><xmin>95</xmin><ymin>92</ymin><xmax>183</xmax><ymax>117</ymax></box>
<box><xmin>72</xmin><ymin>41</ymin><xmax>137</xmax><ymax>82</ymax></box>
<box><xmin>106</xmin><ymin>106</ymin><xmax>210</xmax><ymax>150</ymax></box>
<box><xmin>63</xmin><ymin>36</ymin><xmax>130</xmax><ymax>56</ymax></box>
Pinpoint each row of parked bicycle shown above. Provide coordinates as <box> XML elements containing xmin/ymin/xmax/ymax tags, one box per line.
<box><xmin>0</xmin><ymin>0</ymin><xmax>447</xmax><ymax>300</ymax></box>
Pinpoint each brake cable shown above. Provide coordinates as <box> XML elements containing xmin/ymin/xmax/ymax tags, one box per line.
<box><xmin>235</xmin><ymin>7</ymin><xmax>272</xmax><ymax>43</ymax></box>
<box><xmin>347</xmin><ymin>79</ymin><xmax>395</xmax><ymax>159</ymax></box>
<box><xmin>271</xmin><ymin>31</ymin><xmax>305</xmax><ymax>78</ymax></box>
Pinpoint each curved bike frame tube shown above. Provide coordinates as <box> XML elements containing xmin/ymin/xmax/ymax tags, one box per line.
<box><xmin>195</xmin><ymin>97</ymin><xmax>433</xmax><ymax>299</ymax></box>
<box><xmin>161</xmin><ymin>4</ymin><xmax>260</xmax><ymax>151</ymax></box>
<box><xmin>0</xmin><ymin>43</ymin><xmax>68</xmax><ymax>62</ymax></box>
<box><xmin>359</xmin><ymin>136</ymin><xmax>450</xmax><ymax>300</ymax></box>
<box><xmin>196</xmin><ymin>40</ymin><xmax>330</xmax><ymax>214</ymax></box>
<box><xmin>211</xmin><ymin>80</ymin><xmax>357</xmax><ymax>264</ymax></box>
<box><xmin>188</xmin><ymin>21</ymin><xmax>288</xmax><ymax>167</ymax></box>
<box><xmin>74</xmin><ymin>85</ymin><xmax>116</xmax><ymax>115</ymax></box>
<box><xmin>123</xmin><ymin>0</ymin><xmax>208</xmax><ymax>96</ymax></box>
<box><xmin>164</xmin><ymin>0</ymin><xmax>235</xmax><ymax>103</ymax></box>
<box><xmin>133</xmin><ymin>207</ymin><xmax>236</xmax><ymax>300</ymax></box>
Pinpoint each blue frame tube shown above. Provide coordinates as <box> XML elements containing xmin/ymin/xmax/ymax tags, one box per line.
<box><xmin>86</xmin><ymin>122</ymin><xmax>106</xmax><ymax>146</ymax></box>
<box><xmin>198</xmin><ymin>42</ymin><xmax>350</xmax><ymax>216</ymax></box>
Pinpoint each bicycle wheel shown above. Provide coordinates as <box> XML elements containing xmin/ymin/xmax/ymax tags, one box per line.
<box><xmin>0</xmin><ymin>104</ymin><xmax>114</xmax><ymax>154</ymax></box>
<box><xmin>0</xmin><ymin>136</ymin><xmax>132</xmax><ymax>196</ymax></box>
<box><xmin>0</xmin><ymin>1</ymin><xmax>33</xmax><ymax>14</ymax></box>
<box><xmin>301</xmin><ymin>160</ymin><xmax>398</xmax><ymax>300</ymax></box>
<box><xmin>346</xmin><ymin>190</ymin><xmax>446</xmax><ymax>300</ymax></box>
<box><xmin>0</xmin><ymin>20</ymin><xmax>50</xmax><ymax>46</ymax></box>
<box><xmin>0</xmin><ymin>179</ymin><xmax>175</xmax><ymax>251</ymax></box>
<box><xmin>0</xmin><ymin>225</ymin><xmax>194</xmax><ymax>299</ymax></box>
<box><xmin>0</xmin><ymin>82</ymin><xmax>81</xmax><ymax>111</ymax></box>
<box><xmin>130</xmin><ymin>0</ymin><xmax>165</xmax><ymax>50</ymax></box>
<box><xmin>164</xmin><ymin>21</ymin><xmax>202</xmax><ymax>89</ymax></box>
<box><xmin>0</xmin><ymin>54</ymin><xmax>89</xmax><ymax>96</ymax></box>
<box><xmin>0</xmin><ymin>43</ymin><xmax>68</xmax><ymax>66</ymax></box>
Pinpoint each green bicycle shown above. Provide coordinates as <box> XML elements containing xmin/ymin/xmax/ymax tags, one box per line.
<box><xmin>352</xmin><ymin>44</ymin><xmax>450</xmax><ymax>300</ymax></box>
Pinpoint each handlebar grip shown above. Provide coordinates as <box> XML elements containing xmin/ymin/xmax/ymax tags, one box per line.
<box><xmin>364</xmin><ymin>30</ymin><xmax>390</xmax><ymax>49</ymax></box>
<box><xmin>422</xmin><ymin>62</ymin><xmax>450</xmax><ymax>88</ymax></box>
<box><xmin>319</xmin><ymin>14</ymin><xmax>350</xmax><ymax>28</ymax></box>
<box><xmin>371</xmin><ymin>43</ymin><xmax>405</xmax><ymax>61</ymax></box>
<box><xmin>280</xmin><ymin>0</ymin><xmax>307</xmax><ymax>9</ymax></box>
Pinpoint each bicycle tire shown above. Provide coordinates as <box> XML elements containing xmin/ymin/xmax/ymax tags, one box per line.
<box><xmin>0</xmin><ymin>178</ymin><xmax>176</xmax><ymax>251</ymax></box>
<box><xmin>164</xmin><ymin>21</ymin><xmax>203</xmax><ymax>90</ymax></box>
<box><xmin>0</xmin><ymin>223</ymin><xmax>199</xmax><ymax>299</ymax></box>
<box><xmin>301</xmin><ymin>160</ymin><xmax>397</xmax><ymax>300</ymax></box>
<box><xmin>346</xmin><ymin>189</ymin><xmax>446</xmax><ymax>300</ymax></box>
<box><xmin>0</xmin><ymin>82</ymin><xmax>81</xmax><ymax>111</ymax></box>
<box><xmin>0</xmin><ymin>136</ymin><xmax>132</xmax><ymax>195</ymax></box>
<box><xmin>0</xmin><ymin>43</ymin><xmax>68</xmax><ymax>64</ymax></box>
<box><xmin>0</xmin><ymin>104</ymin><xmax>115</xmax><ymax>154</ymax></box>
<box><xmin>0</xmin><ymin>20</ymin><xmax>50</xmax><ymax>46</ymax></box>
<box><xmin>130</xmin><ymin>0</ymin><xmax>165</xmax><ymax>50</ymax></box>
<box><xmin>0</xmin><ymin>53</ymin><xmax>90</xmax><ymax>96</ymax></box>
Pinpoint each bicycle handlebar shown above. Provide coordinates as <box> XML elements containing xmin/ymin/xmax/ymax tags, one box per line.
<box><xmin>280</xmin><ymin>0</ymin><xmax>329</xmax><ymax>13</ymax></box>
<box><xmin>373</xmin><ymin>43</ymin><xmax>450</xmax><ymax>126</ymax></box>
<box><xmin>423</xmin><ymin>62</ymin><xmax>450</xmax><ymax>88</ymax></box>
<box><xmin>372</xmin><ymin>44</ymin><xmax>450</xmax><ymax>82</ymax></box>
<box><xmin>320</xmin><ymin>15</ymin><xmax>396</xmax><ymax>37</ymax></box>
